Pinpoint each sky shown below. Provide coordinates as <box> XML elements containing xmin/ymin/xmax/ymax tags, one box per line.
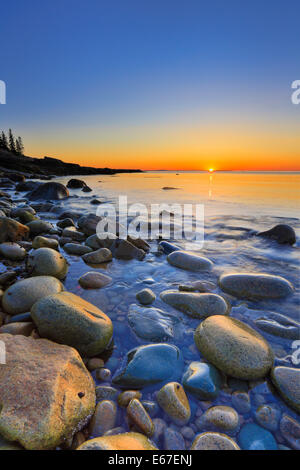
<box><xmin>0</xmin><ymin>0</ymin><xmax>299</xmax><ymax>170</ymax></box>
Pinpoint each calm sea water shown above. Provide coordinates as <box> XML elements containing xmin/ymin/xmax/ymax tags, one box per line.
<box><xmin>14</xmin><ymin>172</ymin><xmax>300</xmax><ymax>447</ymax></box>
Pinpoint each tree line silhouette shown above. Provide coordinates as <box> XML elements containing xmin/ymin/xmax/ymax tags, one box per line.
<box><xmin>0</xmin><ymin>129</ymin><xmax>24</xmax><ymax>155</ymax></box>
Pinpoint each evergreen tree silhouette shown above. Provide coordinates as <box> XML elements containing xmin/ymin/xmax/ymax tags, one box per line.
<box><xmin>8</xmin><ymin>128</ymin><xmax>16</xmax><ymax>153</ymax></box>
<box><xmin>0</xmin><ymin>131</ymin><xmax>9</xmax><ymax>150</ymax></box>
<box><xmin>16</xmin><ymin>136</ymin><xmax>24</xmax><ymax>155</ymax></box>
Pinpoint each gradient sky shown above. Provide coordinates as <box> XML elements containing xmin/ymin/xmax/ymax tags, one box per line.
<box><xmin>0</xmin><ymin>0</ymin><xmax>299</xmax><ymax>170</ymax></box>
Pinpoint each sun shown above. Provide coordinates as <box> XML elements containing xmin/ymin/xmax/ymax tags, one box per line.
<box><xmin>209</xmin><ymin>168</ymin><xmax>214</xmax><ymax>172</ymax></box>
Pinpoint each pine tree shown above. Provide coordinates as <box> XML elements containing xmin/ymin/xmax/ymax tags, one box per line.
<box><xmin>1</xmin><ymin>131</ymin><xmax>9</xmax><ymax>150</ymax></box>
<box><xmin>15</xmin><ymin>136</ymin><xmax>24</xmax><ymax>155</ymax></box>
<box><xmin>8</xmin><ymin>128</ymin><xmax>16</xmax><ymax>154</ymax></box>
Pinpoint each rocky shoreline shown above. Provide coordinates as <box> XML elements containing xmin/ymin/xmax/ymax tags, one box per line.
<box><xmin>0</xmin><ymin>149</ymin><xmax>142</xmax><ymax>179</ymax></box>
<box><xmin>0</xmin><ymin>176</ymin><xmax>299</xmax><ymax>451</ymax></box>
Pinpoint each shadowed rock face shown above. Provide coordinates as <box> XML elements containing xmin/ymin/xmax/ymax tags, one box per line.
<box><xmin>257</xmin><ymin>224</ymin><xmax>296</xmax><ymax>245</ymax></box>
<box><xmin>0</xmin><ymin>216</ymin><xmax>29</xmax><ymax>243</ymax></box>
<box><xmin>0</xmin><ymin>334</ymin><xmax>95</xmax><ymax>450</ymax></box>
<box><xmin>27</xmin><ymin>182</ymin><xmax>69</xmax><ymax>200</ymax></box>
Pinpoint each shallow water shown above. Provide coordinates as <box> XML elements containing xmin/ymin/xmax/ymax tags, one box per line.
<box><xmin>8</xmin><ymin>171</ymin><xmax>300</xmax><ymax>448</ymax></box>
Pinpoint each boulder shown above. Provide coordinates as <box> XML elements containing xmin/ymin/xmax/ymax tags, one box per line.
<box><xmin>78</xmin><ymin>272</ymin><xmax>112</xmax><ymax>289</ymax></box>
<box><xmin>0</xmin><ymin>216</ymin><xmax>29</xmax><ymax>243</ymax></box>
<box><xmin>31</xmin><ymin>291</ymin><xmax>113</xmax><ymax>357</ymax></box>
<box><xmin>27</xmin><ymin>247</ymin><xmax>68</xmax><ymax>279</ymax></box>
<box><xmin>167</xmin><ymin>251</ymin><xmax>213</xmax><ymax>271</ymax></box>
<box><xmin>2</xmin><ymin>275</ymin><xmax>63</xmax><ymax>315</ymax></box>
<box><xmin>194</xmin><ymin>316</ymin><xmax>274</xmax><ymax>380</ymax></box>
<box><xmin>0</xmin><ymin>334</ymin><xmax>95</xmax><ymax>450</ymax></box>
<box><xmin>257</xmin><ymin>224</ymin><xmax>296</xmax><ymax>245</ymax></box>
<box><xmin>67</xmin><ymin>178</ymin><xmax>87</xmax><ymax>189</ymax></box>
<box><xmin>27</xmin><ymin>182</ymin><xmax>69</xmax><ymax>200</ymax></box>
<box><xmin>219</xmin><ymin>273</ymin><xmax>293</xmax><ymax>299</ymax></box>
<box><xmin>160</xmin><ymin>291</ymin><xmax>229</xmax><ymax>318</ymax></box>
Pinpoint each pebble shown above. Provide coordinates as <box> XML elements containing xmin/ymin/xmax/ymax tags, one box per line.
<box><xmin>157</xmin><ymin>382</ymin><xmax>191</xmax><ymax>425</ymax></box>
<box><xmin>219</xmin><ymin>273</ymin><xmax>293</xmax><ymax>300</ymax></box>
<box><xmin>231</xmin><ymin>391</ymin><xmax>251</xmax><ymax>414</ymax></box>
<box><xmin>255</xmin><ymin>404</ymin><xmax>281</xmax><ymax>432</ymax></box>
<box><xmin>89</xmin><ymin>400</ymin><xmax>117</xmax><ymax>437</ymax></box>
<box><xmin>271</xmin><ymin>366</ymin><xmax>300</xmax><ymax>413</ymax></box>
<box><xmin>87</xmin><ymin>357</ymin><xmax>104</xmax><ymax>371</ymax></box>
<box><xmin>163</xmin><ymin>427</ymin><xmax>186</xmax><ymax>450</ymax></box>
<box><xmin>191</xmin><ymin>432</ymin><xmax>240</xmax><ymax>450</ymax></box>
<box><xmin>79</xmin><ymin>271</ymin><xmax>112</xmax><ymax>289</ymax></box>
<box><xmin>82</xmin><ymin>247</ymin><xmax>113</xmax><ymax>264</ymax></box>
<box><xmin>95</xmin><ymin>386</ymin><xmax>118</xmax><ymax>401</ymax></box>
<box><xmin>136</xmin><ymin>288</ymin><xmax>156</xmax><ymax>305</ymax></box>
<box><xmin>118</xmin><ymin>390</ymin><xmax>142</xmax><ymax>407</ymax></box>
<box><xmin>182</xmin><ymin>361</ymin><xmax>222</xmax><ymax>400</ymax></box>
<box><xmin>160</xmin><ymin>291</ymin><xmax>229</xmax><ymax>318</ymax></box>
<box><xmin>32</xmin><ymin>236</ymin><xmax>59</xmax><ymax>250</ymax></box>
<box><xmin>279</xmin><ymin>414</ymin><xmax>300</xmax><ymax>450</ymax></box>
<box><xmin>167</xmin><ymin>250</ymin><xmax>213</xmax><ymax>271</ymax></box>
<box><xmin>127</xmin><ymin>398</ymin><xmax>154</xmax><ymax>437</ymax></box>
<box><xmin>197</xmin><ymin>406</ymin><xmax>240</xmax><ymax>434</ymax></box>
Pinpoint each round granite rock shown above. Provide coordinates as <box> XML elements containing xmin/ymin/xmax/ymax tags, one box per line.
<box><xmin>160</xmin><ymin>291</ymin><xmax>229</xmax><ymax>318</ymax></box>
<box><xmin>191</xmin><ymin>432</ymin><xmax>240</xmax><ymax>450</ymax></box>
<box><xmin>219</xmin><ymin>273</ymin><xmax>293</xmax><ymax>299</ymax></box>
<box><xmin>31</xmin><ymin>291</ymin><xmax>113</xmax><ymax>357</ymax></box>
<box><xmin>270</xmin><ymin>366</ymin><xmax>300</xmax><ymax>413</ymax></box>
<box><xmin>198</xmin><ymin>406</ymin><xmax>239</xmax><ymax>433</ymax></box>
<box><xmin>167</xmin><ymin>251</ymin><xmax>213</xmax><ymax>272</ymax></box>
<box><xmin>194</xmin><ymin>316</ymin><xmax>274</xmax><ymax>380</ymax></box>
<box><xmin>77</xmin><ymin>432</ymin><xmax>158</xmax><ymax>450</ymax></box>
<box><xmin>2</xmin><ymin>275</ymin><xmax>64</xmax><ymax>315</ymax></box>
<box><xmin>79</xmin><ymin>272</ymin><xmax>112</xmax><ymax>289</ymax></box>
<box><xmin>27</xmin><ymin>247</ymin><xmax>68</xmax><ymax>279</ymax></box>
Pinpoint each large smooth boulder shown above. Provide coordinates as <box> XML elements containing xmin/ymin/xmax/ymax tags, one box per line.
<box><xmin>160</xmin><ymin>291</ymin><xmax>229</xmax><ymax>318</ymax></box>
<box><xmin>27</xmin><ymin>247</ymin><xmax>68</xmax><ymax>279</ymax></box>
<box><xmin>270</xmin><ymin>367</ymin><xmax>300</xmax><ymax>413</ymax></box>
<box><xmin>27</xmin><ymin>182</ymin><xmax>69</xmax><ymax>200</ymax></box>
<box><xmin>194</xmin><ymin>316</ymin><xmax>274</xmax><ymax>380</ymax></box>
<box><xmin>219</xmin><ymin>273</ymin><xmax>293</xmax><ymax>300</ymax></box>
<box><xmin>112</xmin><ymin>343</ymin><xmax>183</xmax><ymax>388</ymax></box>
<box><xmin>77</xmin><ymin>432</ymin><xmax>157</xmax><ymax>450</ymax></box>
<box><xmin>67</xmin><ymin>178</ymin><xmax>87</xmax><ymax>189</ymax></box>
<box><xmin>167</xmin><ymin>251</ymin><xmax>213</xmax><ymax>272</ymax></box>
<box><xmin>31</xmin><ymin>291</ymin><xmax>113</xmax><ymax>357</ymax></box>
<box><xmin>0</xmin><ymin>334</ymin><xmax>95</xmax><ymax>450</ymax></box>
<box><xmin>257</xmin><ymin>224</ymin><xmax>296</xmax><ymax>245</ymax></box>
<box><xmin>2</xmin><ymin>275</ymin><xmax>64</xmax><ymax>315</ymax></box>
<box><xmin>0</xmin><ymin>216</ymin><xmax>29</xmax><ymax>243</ymax></box>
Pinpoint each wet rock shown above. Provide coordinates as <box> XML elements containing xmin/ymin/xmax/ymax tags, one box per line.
<box><xmin>96</xmin><ymin>368</ymin><xmax>111</xmax><ymax>381</ymax></box>
<box><xmin>7</xmin><ymin>312</ymin><xmax>32</xmax><ymax>323</ymax></box>
<box><xmin>31</xmin><ymin>291</ymin><xmax>113</xmax><ymax>356</ymax></box>
<box><xmin>0</xmin><ymin>334</ymin><xmax>95</xmax><ymax>450</ymax></box>
<box><xmin>32</xmin><ymin>235</ymin><xmax>59</xmax><ymax>250</ymax></box>
<box><xmin>178</xmin><ymin>280</ymin><xmax>216</xmax><ymax>293</ymax></box>
<box><xmin>82</xmin><ymin>185</ymin><xmax>92</xmax><ymax>192</ymax></box>
<box><xmin>103</xmin><ymin>427</ymin><xmax>126</xmax><ymax>436</ymax></box>
<box><xmin>142</xmin><ymin>400</ymin><xmax>158</xmax><ymax>417</ymax></box>
<box><xmin>111</xmin><ymin>239</ymin><xmax>145</xmax><ymax>260</ymax></box>
<box><xmin>191</xmin><ymin>432</ymin><xmax>240</xmax><ymax>450</ymax></box>
<box><xmin>194</xmin><ymin>316</ymin><xmax>274</xmax><ymax>380</ymax></box>
<box><xmin>182</xmin><ymin>361</ymin><xmax>222</xmax><ymax>400</ymax></box>
<box><xmin>128</xmin><ymin>304</ymin><xmax>175</xmax><ymax>342</ymax></box>
<box><xmin>231</xmin><ymin>391</ymin><xmax>251</xmax><ymax>414</ymax></box>
<box><xmin>0</xmin><ymin>321</ymin><xmax>35</xmax><ymax>336</ymax></box>
<box><xmin>77</xmin><ymin>432</ymin><xmax>158</xmax><ymax>450</ymax></box>
<box><xmin>238</xmin><ymin>423</ymin><xmax>278</xmax><ymax>450</ymax></box>
<box><xmin>27</xmin><ymin>220</ymin><xmax>53</xmax><ymax>235</ymax></box>
<box><xmin>279</xmin><ymin>414</ymin><xmax>300</xmax><ymax>450</ymax></box>
<box><xmin>16</xmin><ymin>180</ymin><xmax>40</xmax><ymax>192</ymax></box>
<box><xmin>158</xmin><ymin>241</ymin><xmax>180</xmax><ymax>254</ymax></box>
<box><xmin>82</xmin><ymin>247</ymin><xmax>112</xmax><ymax>264</ymax></box>
<box><xmin>164</xmin><ymin>428</ymin><xmax>185</xmax><ymax>450</ymax></box>
<box><xmin>255</xmin><ymin>404</ymin><xmax>281</xmax><ymax>432</ymax></box>
<box><xmin>197</xmin><ymin>406</ymin><xmax>239</xmax><ymax>433</ymax></box>
<box><xmin>167</xmin><ymin>251</ymin><xmax>213</xmax><ymax>272</ymax></box>
<box><xmin>64</xmin><ymin>243</ymin><xmax>92</xmax><ymax>256</ymax></box>
<box><xmin>0</xmin><ymin>270</ymin><xmax>17</xmax><ymax>286</ymax></box>
<box><xmin>157</xmin><ymin>382</ymin><xmax>191</xmax><ymax>425</ymax></box>
<box><xmin>127</xmin><ymin>235</ymin><xmax>150</xmax><ymax>252</ymax></box>
<box><xmin>85</xmin><ymin>232</ymin><xmax>117</xmax><ymax>250</ymax></box>
<box><xmin>27</xmin><ymin>182</ymin><xmax>69</xmax><ymax>200</ymax></box>
<box><xmin>270</xmin><ymin>366</ymin><xmax>300</xmax><ymax>413</ymax></box>
<box><xmin>160</xmin><ymin>291</ymin><xmax>229</xmax><ymax>318</ymax></box>
<box><xmin>2</xmin><ymin>275</ymin><xmax>63</xmax><ymax>315</ymax></box>
<box><xmin>257</xmin><ymin>224</ymin><xmax>296</xmax><ymax>245</ymax></box>
<box><xmin>136</xmin><ymin>288</ymin><xmax>156</xmax><ymax>305</ymax></box>
<box><xmin>27</xmin><ymin>247</ymin><xmax>68</xmax><ymax>279</ymax></box>
<box><xmin>118</xmin><ymin>390</ymin><xmax>142</xmax><ymax>407</ymax></box>
<box><xmin>255</xmin><ymin>312</ymin><xmax>300</xmax><ymax>340</ymax></box>
<box><xmin>67</xmin><ymin>178</ymin><xmax>87</xmax><ymax>189</ymax></box>
<box><xmin>89</xmin><ymin>400</ymin><xmax>117</xmax><ymax>437</ymax></box>
<box><xmin>112</xmin><ymin>343</ymin><xmax>183</xmax><ymax>388</ymax></box>
<box><xmin>219</xmin><ymin>273</ymin><xmax>293</xmax><ymax>299</ymax></box>
<box><xmin>96</xmin><ymin>386</ymin><xmax>118</xmax><ymax>402</ymax></box>
<box><xmin>0</xmin><ymin>242</ymin><xmax>26</xmax><ymax>260</ymax></box>
<box><xmin>127</xmin><ymin>398</ymin><xmax>154</xmax><ymax>436</ymax></box>
<box><xmin>12</xmin><ymin>208</ymin><xmax>36</xmax><ymax>223</ymax></box>
<box><xmin>79</xmin><ymin>271</ymin><xmax>112</xmax><ymax>289</ymax></box>
<box><xmin>57</xmin><ymin>218</ymin><xmax>75</xmax><ymax>229</ymax></box>
<box><xmin>62</xmin><ymin>226</ymin><xmax>85</xmax><ymax>241</ymax></box>
<box><xmin>87</xmin><ymin>357</ymin><xmax>104</xmax><ymax>370</ymax></box>
<box><xmin>78</xmin><ymin>213</ymin><xmax>102</xmax><ymax>236</ymax></box>
<box><xmin>0</xmin><ymin>216</ymin><xmax>29</xmax><ymax>243</ymax></box>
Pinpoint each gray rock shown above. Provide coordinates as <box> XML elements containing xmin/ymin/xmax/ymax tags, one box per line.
<box><xmin>127</xmin><ymin>304</ymin><xmax>175</xmax><ymax>341</ymax></box>
<box><xmin>82</xmin><ymin>247</ymin><xmax>112</xmax><ymax>264</ymax></box>
<box><xmin>219</xmin><ymin>273</ymin><xmax>293</xmax><ymax>299</ymax></box>
<box><xmin>160</xmin><ymin>291</ymin><xmax>229</xmax><ymax>318</ymax></box>
<box><xmin>27</xmin><ymin>182</ymin><xmax>69</xmax><ymax>200</ymax></box>
<box><xmin>136</xmin><ymin>288</ymin><xmax>156</xmax><ymax>305</ymax></box>
<box><xmin>167</xmin><ymin>251</ymin><xmax>213</xmax><ymax>272</ymax></box>
<box><xmin>79</xmin><ymin>272</ymin><xmax>112</xmax><ymax>289</ymax></box>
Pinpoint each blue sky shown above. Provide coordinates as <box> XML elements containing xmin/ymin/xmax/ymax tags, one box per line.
<box><xmin>0</xmin><ymin>0</ymin><xmax>299</xmax><ymax>169</ymax></box>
